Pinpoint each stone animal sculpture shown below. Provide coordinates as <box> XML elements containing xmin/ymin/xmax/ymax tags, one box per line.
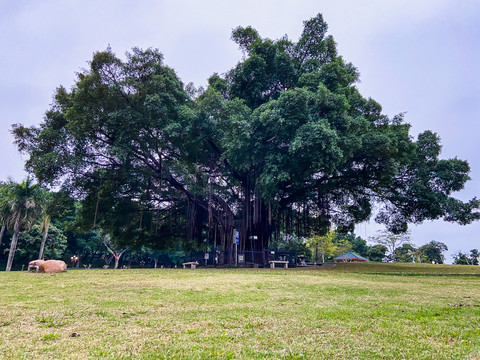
<box><xmin>28</xmin><ymin>260</ymin><xmax>67</xmax><ymax>273</ymax></box>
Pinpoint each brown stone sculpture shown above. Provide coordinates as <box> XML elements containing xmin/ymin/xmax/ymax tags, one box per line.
<box><xmin>28</xmin><ymin>260</ymin><xmax>67</xmax><ymax>273</ymax></box>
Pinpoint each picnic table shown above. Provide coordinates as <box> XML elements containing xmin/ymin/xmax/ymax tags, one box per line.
<box><xmin>269</xmin><ymin>260</ymin><xmax>288</xmax><ymax>269</ymax></box>
<box><xmin>182</xmin><ymin>261</ymin><xmax>198</xmax><ymax>269</ymax></box>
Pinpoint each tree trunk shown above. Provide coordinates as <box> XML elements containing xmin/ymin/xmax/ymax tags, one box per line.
<box><xmin>6</xmin><ymin>221</ymin><xmax>20</xmax><ymax>271</ymax></box>
<box><xmin>220</xmin><ymin>226</ymin><xmax>226</xmax><ymax>264</ymax></box>
<box><xmin>0</xmin><ymin>225</ymin><xmax>5</xmax><ymax>249</ymax></box>
<box><xmin>38</xmin><ymin>221</ymin><xmax>50</xmax><ymax>260</ymax></box>
<box><xmin>114</xmin><ymin>249</ymin><xmax>128</xmax><ymax>269</ymax></box>
<box><xmin>213</xmin><ymin>223</ymin><xmax>217</xmax><ymax>250</ymax></box>
<box><xmin>88</xmin><ymin>247</ymin><xmax>100</xmax><ymax>265</ymax></box>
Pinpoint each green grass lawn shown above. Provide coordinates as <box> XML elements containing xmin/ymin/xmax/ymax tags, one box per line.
<box><xmin>1</xmin><ymin>264</ymin><xmax>480</xmax><ymax>359</ymax></box>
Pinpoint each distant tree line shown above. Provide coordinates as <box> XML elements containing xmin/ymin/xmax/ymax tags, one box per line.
<box><xmin>0</xmin><ymin>179</ymin><xmax>473</xmax><ymax>268</ymax></box>
<box><xmin>452</xmin><ymin>249</ymin><xmax>479</xmax><ymax>265</ymax></box>
<box><xmin>270</xmin><ymin>229</ymin><xmax>453</xmax><ymax>264</ymax></box>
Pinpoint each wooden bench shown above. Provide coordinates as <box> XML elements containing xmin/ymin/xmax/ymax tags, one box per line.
<box><xmin>182</xmin><ymin>261</ymin><xmax>198</xmax><ymax>269</ymax></box>
<box><xmin>269</xmin><ymin>260</ymin><xmax>288</xmax><ymax>269</ymax></box>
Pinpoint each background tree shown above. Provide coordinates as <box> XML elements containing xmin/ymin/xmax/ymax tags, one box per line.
<box><xmin>452</xmin><ymin>249</ymin><xmax>479</xmax><ymax>265</ymax></box>
<box><xmin>395</xmin><ymin>243</ymin><xmax>417</xmax><ymax>262</ymax></box>
<box><xmin>333</xmin><ymin>237</ymin><xmax>353</xmax><ymax>258</ymax></box>
<box><xmin>370</xmin><ymin>230</ymin><xmax>411</xmax><ymax>262</ymax></box>
<box><xmin>307</xmin><ymin>230</ymin><xmax>351</xmax><ymax>262</ymax></box>
<box><xmin>4</xmin><ymin>178</ymin><xmax>46</xmax><ymax>271</ymax></box>
<box><xmin>367</xmin><ymin>245</ymin><xmax>387</xmax><ymax>262</ymax></box>
<box><xmin>269</xmin><ymin>233</ymin><xmax>311</xmax><ymax>258</ymax></box>
<box><xmin>332</xmin><ymin>232</ymin><xmax>364</xmax><ymax>256</ymax></box>
<box><xmin>418</xmin><ymin>241</ymin><xmax>448</xmax><ymax>264</ymax></box>
<box><xmin>37</xmin><ymin>190</ymin><xmax>74</xmax><ymax>260</ymax></box>
<box><xmin>66</xmin><ymin>229</ymin><xmax>103</xmax><ymax>268</ymax></box>
<box><xmin>102</xmin><ymin>234</ymin><xmax>128</xmax><ymax>269</ymax></box>
<box><xmin>336</xmin><ymin>233</ymin><xmax>369</xmax><ymax>258</ymax></box>
<box><xmin>307</xmin><ymin>232</ymin><xmax>335</xmax><ymax>263</ymax></box>
<box><xmin>17</xmin><ymin>222</ymin><xmax>67</xmax><ymax>262</ymax></box>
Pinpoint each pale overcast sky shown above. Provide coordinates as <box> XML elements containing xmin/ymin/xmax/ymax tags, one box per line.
<box><xmin>1</xmin><ymin>0</ymin><xmax>479</xmax><ymax>262</ymax></box>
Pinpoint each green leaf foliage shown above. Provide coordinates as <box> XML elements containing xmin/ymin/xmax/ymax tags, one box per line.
<box><xmin>11</xmin><ymin>14</ymin><xmax>479</xmax><ymax>258</ymax></box>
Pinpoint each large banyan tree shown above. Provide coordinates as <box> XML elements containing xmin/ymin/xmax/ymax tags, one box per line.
<box><xmin>13</xmin><ymin>14</ymin><xmax>479</xmax><ymax>263</ymax></box>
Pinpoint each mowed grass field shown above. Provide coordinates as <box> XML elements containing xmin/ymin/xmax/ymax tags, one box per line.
<box><xmin>1</xmin><ymin>263</ymin><xmax>480</xmax><ymax>359</ymax></box>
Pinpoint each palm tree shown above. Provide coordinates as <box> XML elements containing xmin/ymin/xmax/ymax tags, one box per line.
<box><xmin>37</xmin><ymin>190</ymin><xmax>72</xmax><ymax>261</ymax></box>
<box><xmin>37</xmin><ymin>214</ymin><xmax>51</xmax><ymax>260</ymax></box>
<box><xmin>5</xmin><ymin>177</ymin><xmax>46</xmax><ymax>271</ymax></box>
<box><xmin>0</xmin><ymin>182</ymin><xmax>9</xmax><ymax>249</ymax></box>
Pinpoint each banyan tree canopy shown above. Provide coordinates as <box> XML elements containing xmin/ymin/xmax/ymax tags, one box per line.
<box><xmin>11</xmin><ymin>14</ymin><xmax>480</xmax><ymax>264</ymax></box>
